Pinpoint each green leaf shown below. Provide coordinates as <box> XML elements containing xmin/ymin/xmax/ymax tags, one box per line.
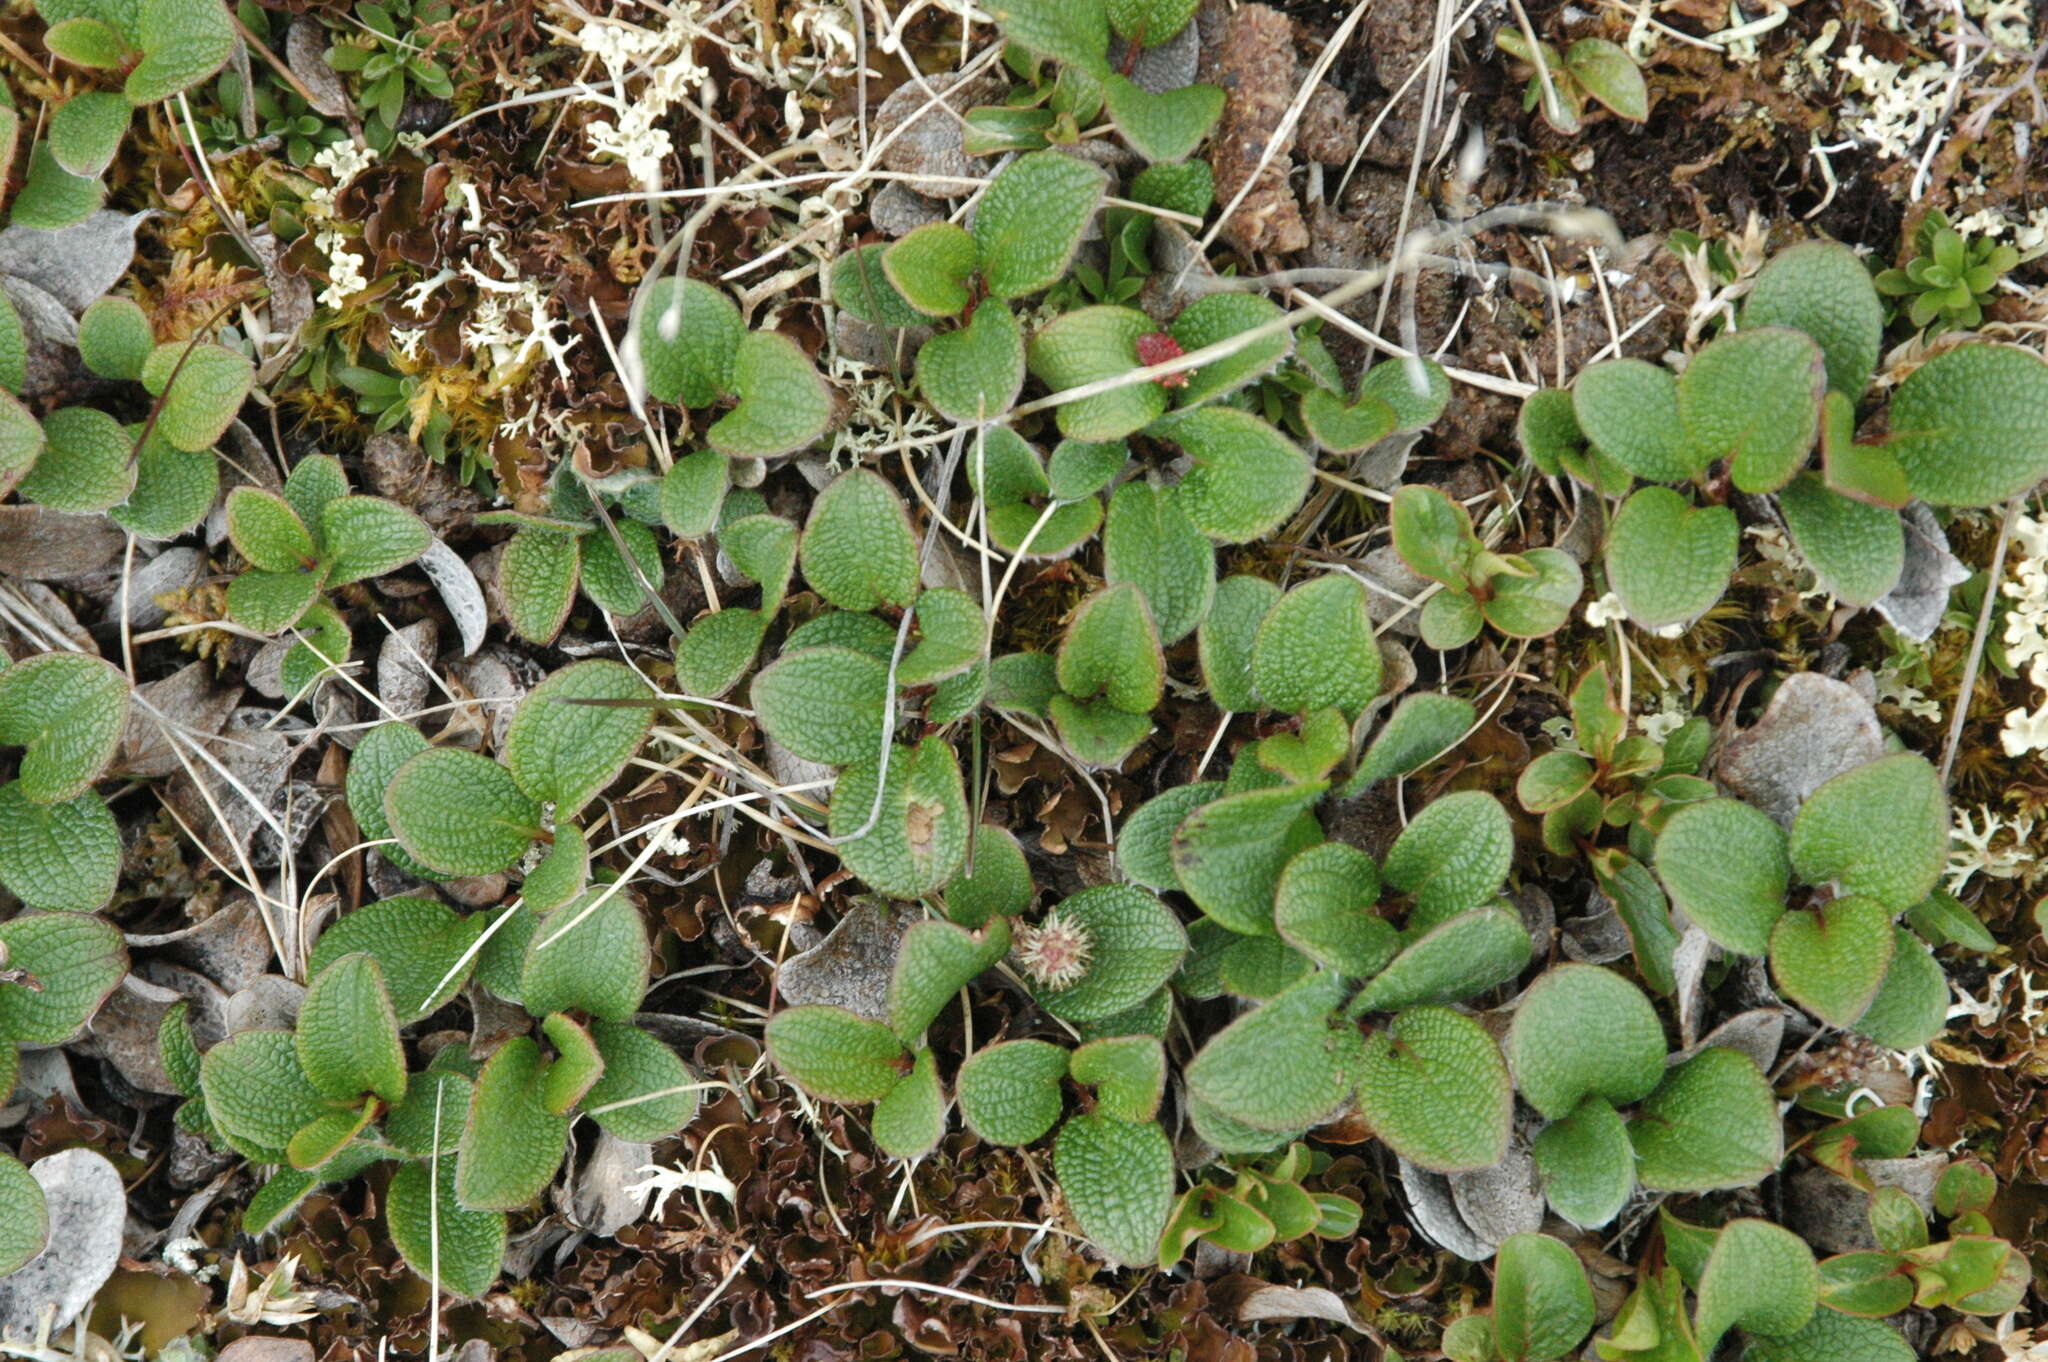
<box><xmin>228</xmin><ymin>487</ymin><xmax>316</xmax><ymax>573</ymax></box>
<box><xmin>0</xmin><ymin>910</ymin><xmax>124</xmax><ymax>1051</ymax></box>
<box><xmin>1355</xmin><ymin>1004</ymin><xmax>1511</xmax><ymax>1172</ymax></box>
<box><xmin>21</xmin><ymin>406</ymin><xmax>133</xmax><ymax>513</ymax></box>
<box><xmin>1574</xmin><ymin>359</ymin><xmax>1696</xmax><ymax>482</ymax></box>
<box><xmin>1680</xmin><ymin>327</ymin><xmax>1824</xmax><ymax>493</ymax></box>
<box><xmin>1789</xmin><ymin>753</ymin><xmax>1946</xmax><ymax>911</ymax></box>
<box><xmin>1695</xmin><ymin>1219</ymin><xmax>1819</xmax><ymax>1353</ymax></box>
<box><xmin>286</xmin><ymin>1103</ymin><xmax>374</xmax><ymax>1170</ymax></box>
<box><xmin>1186</xmin><ymin>972</ymin><xmax>1357</xmax><ymax>1133</ymax></box>
<box><xmin>321</xmin><ymin>495</ymin><xmax>430</xmax><ymax>585</ymax></box>
<box><xmin>1495</xmin><ymin>1232</ymin><xmax>1597</xmax><ymax>1362</ymax></box>
<box><xmin>899</xmin><ymin>588</ymin><xmax>986</xmax><ymax>686</ymax></box>
<box><xmin>44</xmin><ymin>18</ymin><xmax>136</xmax><ymax>68</ymax></box>
<box><xmin>707</xmin><ymin>330</ymin><xmax>834</xmax><ymax>459</ymax></box>
<box><xmin>1629</xmin><ymin>1047</ymin><xmax>1783</xmax><ymax>1191</ymax></box>
<box><xmin>1027</xmin><ymin>304</ymin><xmax>1167</xmax><ymax>441</ymax></box>
<box><xmin>1199</xmin><ymin>574</ymin><xmax>1279</xmax><ymax>714</ymax></box>
<box><xmin>502</xmin><ymin>660</ymin><xmax>653</xmax><ymax>814</ymax></box>
<box><xmin>579</xmin><ymin>518</ymin><xmax>665</xmax><ymax>616</ymax></box>
<box><xmin>635</xmin><ymin>278</ymin><xmax>740</xmax><ymax>407</ymax></box>
<box><xmin>200</xmin><ymin>1031</ymin><xmax>338</xmax><ymax>1160</ymax></box>
<box><xmin>242</xmin><ymin>1167</ymin><xmax>322</xmax><ymax>1236</ymax></box>
<box><xmin>920</xmin><ymin>299</ymin><xmax>1026</xmax><ymax>422</ymax></box>
<box><xmin>751</xmin><ymin>646</ymin><xmax>892</xmax><ymax>764</ymax></box>
<box><xmin>943</xmin><ymin>824</ymin><xmax>1034</xmax><ymax>927</ymax></box>
<box><xmin>0</xmin><ymin>784</ymin><xmax>120</xmax><ymax>911</ymax></box>
<box><xmin>1251</xmin><ymin>573</ymin><xmax>1380</xmax><ymax>718</ymax></box>
<box><xmin>141</xmin><ymin>341</ymin><xmax>252</xmax><ymax>452</ymax></box>
<box><xmin>1562</xmin><ymin>38</ymin><xmax>1646</xmax><ymax>119</ymax></box>
<box><xmin>384</xmin><ymin>748</ymin><xmax>542</xmax><ymax>876</ymax></box>
<box><xmin>675</xmin><ymin>608</ymin><xmax>769</xmax><ymax>696</ymax></box>
<box><xmin>0</xmin><ymin>1153</ymin><xmax>47</xmax><ymax>1277</ymax></box>
<box><xmin>1507</xmin><ymin>964</ymin><xmax>1666</xmax><ymax>1119</ymax></box>
<box><xmin>1165</xmin><ymin>294</ymin><xmax>1290</xmax><ymax>408</ymax></box>
<box><xmin>1055</xmin><ymin>1114</ymin><xmax>1174</xmax><ymax>1266</ymax></box>
<box><xmin>725</xmin><ymin>511</ymin><xmax>800</xmax><ymax>609</ymax></box>
<box><xmin>1033</xmin><ymin>883</ymin><xmax>1188</xmax><ymax>1021</ymax></box>
<box><xmin>1348</xmin><ymin>905</ymin><xmax>1530</xmax><ymax>1012</ymax></box>
<box><xmin>1118</xmin><ymin>782</ymin><xmax>1222</xmax><ymax>892</ymax></box>
<box><xmin>1156</xmin><ymin>407</ymin><xmax>1313</xmax><ymax>544</ymax></box>
<box><xmin>1743</xmin><ymin>1312</ymin><xmax>1913</xmax><ymax>1362</ymax></box>
<box><xmin>1381</xmin><ymin>791</ymin><xmax>1514</xmax><ymax>928</ymax></box>
<box><xmin>1531</xmin><ymin>1096</ymin><xmax>1635</xmax><ymax>1229</ymax></box>
<box><xmin>1849</xmin><ymin>927</ymin><xmax>1948</xmax><ymax>1051</ymax></box>
<box><xmin>343</xmin><ymin>723</ymin><xmax>443</xmax><ymax>882</ymax></box>
<box><xmin>125</xmin><ymin>0</ymin><xmax>236</xmax><ymax>102</ymax></box>
<box><xmin>1046</xmin><ymin>437</ymin><xmax>1130</xmax><ymax>501</ymax></box>
<box><xmin>11</xmin><ymin>146</ymin><xmax>105</xmax><ymax>229</ymax></box>
<box><xmin>500</xmin><ymin>527</ymin><xmax>580</xmax><ymax>645</ymax></box>
<box><xmin>1058</xmin><ymin>582</ymin><xmax>1164</xmax><ymax>713</ymax></box>
<box><xmin>800</xmin><ymin>468</ymin><xmax>919</xmax><ymax>611</ymax></box>
<box><xmin>1342</xmin><ymin>693</ymin><xmax>1475</xmax><ymax>796</ymax></box>
<box><xmin>988</xmin><ymin>0</ymin><xmax>1110</xmax><ymax>75</ymax></box>
<box><xmin>832</xmin><ymin>740</ymin><xmax>971</xmax><ymax>899</ymax></box>
<box><xmin>1654</xmin><ymin>797</ymin><xmax>1789</xmax><ymax>956</ymax></box>
<box><xmin>457</xmin><ymin>1037</ymin><xmax>571</xmax><ymax>1210</ymax></box>
<box><xmin>0</xmin><ymin>652</ymin><xmax>130</xmax><ymax>803</ymax></box>
<box><xmin>522</xmin><ymin>890</ymin><xmax>651</xmax><ymax>1022</ymax></box>
<box><xmin>1888</xmin><ymin>342</ymin><xmax>2048</xmax><ymax>506</ymax></box>
<box><xmin>523</xmin><ymin>820</ymin><xmax>588</xmax><ymax>914</ymax></box>
<box><xmin>1272</xmin><ymin>842</ymin><xmax>1396</xmax><ymax>976</ymax></box>
<box><xmin>385</xmin><ymin>1068</ymin><xmax>474</xmax><ymax>1158</ymax></box>
<box><xmin>659</xmin><ymin>450</ymin><xmax>729</xmax><ymax>538</ymax></box>
<box><xmin>865</xmin><ymin>1046</ymin><xmax>944</xmax><ymax>1159</ymax></box>
<box><xmin>296</xmin><ymin>952</ymin><xmax>407</xmax><ymax>1103</ymax></box>
<box><xmin>1778</xmin><ymin>474</ymin><xmax>1904</xmax><ymax>606</ymax></box>
<box><xmin>282</xmin><ymin>453</ymin><xmax>350</xmax><ymax>547</ymax></box>
<box><xmin>1070</xmin><ymin>1035</ymin><xmax>1164</xmax><ymax>1122</ymax></box>
<box><xmin>277</xmin><ymin>600</ymin><xmax>348</xmax><ymax>699</ymax></box>
<box><xmin>1216</xmin><ymin>934</ymin><xmax>1311</xmax><ymax>999</ymax></box>
<box><xmin>1740</xmin><ymin>240</ymin><xmax>1884</xmax><ymax>399</ymax></box>
<box><xmin>387</xmin><ymin>1158</ymin><xmax>507</xmax><ymax>1298</ymax></box>
<box><xmin>1517</xmin><ymin>387</ymin><xmax>1583</xmax><ymax>477</ymax></box>
<box><xmin>584</xmin><ymin>1019</ymin><xmax>698</xmax><ymax>1142</ymax></box>
<box><xmin>310</xmin><ymin>897</ymin><xmax>481</xmax><ymax>1022</ymax></box>
<box><xmin>1257</xmin><ymin>707</ymin><xmax>1350</xmax><ymax>784</ymax></box>
<box><xmin>1102</xmin><ymin>75</ymin><xmax>1221</xmax><ymax>161</ymax></box>
<box><xmin>1101</xmin><ymin>480</ymin><xmax>1215</xmax><ymax>645</ymax></box>
<box><xmin>1360</xmin><ymin>358</ymin><xmax>1453</xmax><ymax>432</ymax></box>
<box><xmin>48</xmin><ymin>92</ymin><xmax>129</xmax><ymax>176</ymax></box>
<box><xmin>1904</xmin><ymin>889</ymin><xmax>1997</xmax><ymax>953</ymax></box>
<box><xmin>1391</xmin><ymin>484</ymin><xmax>1481</xmax><ymax>588</ymax></box>
<box><xmin>973</xmin><ymin>150</ymin><xmax>1108</xmax><ymax>298</ymax></box>
<box><xmin>539</xmin><ymin>1013</ymin><xmax>605</xmax><ymax>1114</ymax></box>
<box><xmin>765</xmin><ymin>1004</ymin><xmax>907</xmax><ymax>1103</ymax></box>
<box><xmin>889</xmin><ymin>916</ymin><xmax>1012</xmax><ymax>1042</ymax></box>
<box><xmin>1769</xmin><ymin>897</ymin><xmax>1895</xmax><ymax>1027</ymax></box>
<box><xmin>1482</xmin><ymin>547</ymin><xmax>1583</xmax><ymax>639</ymax></box>
<box><xmin>831</xmin><ymin>244</ymin><xmax>924</xmax><ymax>328</ymax></box>
<box><xmin>1606</xmin><ymin>487</ymin><xmax>1737</xmax><ymax>630</ymax></box>
<box><xmin>1301</xmin><ymin>388</ymin><xmax>1396</xmax><ymax>454</ymax></box>
<box><xmin>0</xmin><ymin>390</ymin><xmax>42</xmax><ymax>499</ymax></box>
<box><xmin>1170</xmin><ymin>781</ymin><xmax>1326</xmax><ymax>935</ymax></box>
<box><xmin>957</xmin><ymin>1040</ymin><xmax>1068</xmax><ymax>1145</ymax></box>
<box><xmin>882</xmin><ymin>223</ymin><xmax>978</xmax><ymax>317</ymax></box>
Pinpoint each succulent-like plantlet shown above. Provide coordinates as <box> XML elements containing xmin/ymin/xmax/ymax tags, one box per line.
<box><xmin>1390</xmin><ymin>482</ymin><xmax>1584</xmax><ymax>648</ymax></box>
<box><xmin>1520</xmin><ymin>238</ymin><xmax>2048</xmax><ymax>629</ymax></box>
<box><xmin>1493</xmin><ymin>28</ymin><xmax>1648</xmax><ymax>136</ymax></box>
<box><xmin>1875</xmin><ymin>209</ymin><xmax>2025</xmax><ymax>332</ymax></box>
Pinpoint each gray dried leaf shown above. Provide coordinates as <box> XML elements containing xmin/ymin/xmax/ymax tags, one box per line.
<box><xmin>1679</xmin><ymin>1007</ymin><xmax>1786</xmax><ymax>1072</ymax></box>
<box><xmin>0</xmin><ymin>211</ymin><xmax>144</xmax><ymax>312</ymax></box>
<box><xmin>1233</xmin><ymin>1283</ymin><xmax>1362</xmax><ymax>1329</ymax></box>
<box><xmin>775</xmin><ymin>899</ymin><xmax>906</xmax><ymax>1023</ymax></box>
<box><xmin>127</xmin><ymin>897</ymin><xmax>280</xmax><ymax>996</ymax></box>
<box><xmin>2</xmin><ymin>276</ymin><xmax>80</xmax><ymax>399</ymax></box>
<box><xmin>0</xmin><ymin>507</ymin><xmax>125</xmax><ymax>580</ymax></box>
<box><xmin>1448</xmin><ymin>1144</ymin><xmax>1544</xmax><ymax>1249</ymax></box>
<box><xmin>1116</xmin><ymin>17</ymin><xmax>1200</xmax><ymax>92</ymax></box>
<box><xmin>1397</xmin><ymin>1157</ymin><xmax>1492</xmax><ymax>1261</ymax></box>
<box><xmin>219</xmin><ymin>1337</ymin><xmax>315</xmax><ymax>1362</ymax></box>
<box><xmin>377</xmin><ymin>617</ymin><xmax>440</xmax><ymax>715</ymax></box>
<box><xmin>224</xmin><ymin>975</ymin><xmax>306</xmax><ymax>1034</ymax></box>
<box><xmin>83</xmin><ymin>975</ymin><xmax>186</xmax><ymax>1095</ymax></box>
<box><xmin>563</xmin><ymin>1129</ymin><xmax>654</xmax><ymax>1237</ymax></box>
<box><xmin>285</xmin><ymin>19</ymin><xmax>350</xmax><ymax>116</ymax></box>
<box><xmin>1671</xmin><ymin>925</ymin><xmax>1712</xmax><ymax>1050</ymax></box>
<box><xmin>0</xmin><ymin>1148</ymin><xmax>125</xmax><ymax>1338</ymax></box>
<box><xmin>417</xmin><ymin>538</ymin><xmax>486</xmax><ymax>657</ymax></box>
<box><xmin>874</xmin><ymin>70</ymin><xmax>1002</xmax><ymax>196</ymax></box>
<box><xmin>122</xmin><ymin>547</ymin><xmax>205</xmax><ymax>623</ymax></box>
<box><xmin>1712</xmin><ymin>671</ymin><xmax>1883</xmax><ymax>827</ymax></box>
<box><xmin>1873</xmin><ymin>504</ymin><xmax>1968</xmax><ymax>642</ymax></box>
<box><xmin>868</xmin><ymin>181</ymin><xmax>947</xmax><ymax>237</ymax></box>
<box><xmin>115</xmin><ymin>662</ymin><xmax>244</xmax><ymax>780</ymax></box>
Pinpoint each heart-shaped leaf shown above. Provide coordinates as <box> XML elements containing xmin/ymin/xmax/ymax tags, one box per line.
<box><xmin>765</xmin><ymin>1005</ymin><xmax>907</xmax><ymax>1103</ymax></box>
<box><xmin>456</xmin><ymin>1037</ymin><xmax>571</xmax><ymax>1210</ymax></box>
<box><xmin>0</xmin><ymin>653</ymin><xmax>130</xmax><ymax>804</ymax></box>
<box><xmin>1347</xmin><ymin>905</ymin><xmax>1530</xmax><ymax>1013</ymax></box>
<box><xmin>1693</xmin><ymin>1219</ymin><xmax>1819</xmax><ymax>1353</ymax></box>
<box><xmin>943</xmin><ymin>824</ymin><xmax>1034</xmax><ymax>927</ymax></box>
<box><xmin>1070</xmin><ymin>1035</ymin><xmax>1165</xmax><ymax>1122</ymax></box>
<box><xmin>1101</xmin><ymin>480</ymin><xmax>1216</xmax><ymax>645</ymax></box>
<box><xmin>871</xmin><ymin>1047</ymin><xmax>946</xmax><ymax>1158</ymax></box>
<box><xmin>521</xmin><ymin>889</ymin><xmax>651</xmax><ymax>1022</ymax></box>
<box><xmin>1054</xmin><ymin>1113</ymin><xmax>1173</xmax><ymax>1267</ymax></box>
<box><xmin>1057</xmin><ymin>582</ymin><xmax>1164</xmax><ymax>713</ymax></box>
<box><xmin>584</xmin><ymin>1020</ymin><xmax>698</xmax><ymax>1142</ymax></box>
<box><xmin>1032</xmin><ymin>884</ymin><xmax>1188</xmax><ymax>1022</ymax></box>
<box><xmin>1606</xmin><ymin>486</ymin><xmax>1738</xmax><ymax>629</ymax></box>
<box><xmin>919</xmin><ymin>299</ymin><xmax>1026</xmax><ymax>422</ymax></box>
<box><xmin>956</xmin><ymin>1039</ymin><xmax>1068</xmax><ymax>1146</ymax></box>
<box><xmin>1888</xmin><ymin>342</ymin><xmax>2048</xmax><ymax>507</ymax></box>
<box><xmin>1198</xmin><ymin>575</ymin><xmax>1280</xmax><ymax>714</ymax></box>
<box><xmin>1530</xmin><ymin>1096</ymin><xmax>1634</xmax><ymax>1229</ymax></box>
<box><xmin>1103</xmin><ymin>75</ymin><xmax>1223</xmax><ymax>162</ymax></box>
<box><xmin>1027</xmin><ymin>304</ymin><xmax>1168</xmax><ymax>441</ymax></box>
<box><xmin>1494</xmin><ymin>1232</ymin><xmax>1596</xmax><ymax>1362</ymax></box>
<box><xmin>1507</xmin><ymin>964</ymin><xmax>1666</xmax><ymax>1119</ymax></box>
<box><xmin>0</xmin><ymin>785</ymin><xmax>120</xmax><ymax>912</ymax></box>
<box><xmin>1273</xmin><ymin>843</ymin><xmax>1397</xmax><ymax>976</ymax></box>
<box><xmin>1573</xmin><ymin>359</ymin><xmax>1696</xmax><ymax>482</ymax></box>
<box><xmin>1779</xmin><ymin>474</ymin><xmax>1905</xmax><ymax>606</ymax></box>
<box><xmin>1301</xmin><ymin>388</ymin><xmax>1397</xmax><ymax>453</ymax></box>
<box><xmin>1381</xmin><ymin>791</ymin><xmax>1514</xmax><ymax>927</ymax></box>
<box><xmin>0</xmin><ymin>912</ymin><xmax>126</xmax><ymax>1048</ymax></box>
<box><xmin>1355</xmin><ymin>1004</ymin><xmax>1511</xmax><ymax>1172</ymax></box>
<box><xmin>502</xmin><ymin>660</ymin><xmax>653</xmax><ymax>815</ymax></box>
<box><xmin>1679</xmin><ymin>326</ymin><xmax>1824</xmax><ymax>493</ymax></box>
<box><xmin>973</xmin><ymin>151</ymin><xmax>1107</xmax><ymax>299</ymax></box>
<box><xmin>1251</xmin><ymin>573</ymin><xmax>1380</xmax><ymax>718</ymax></box>
<box><xmin>831</xmin><ymin>740</ymin><xmax>970</xmax><ymax>899</ymax></box>
<box><xmin>800</xmin><ymin>468</ymin><xmax>920</xmax><ymax>612</ymax></box>
<box><xmin>751</xmin><ymin>645</ymin><xmax>892</xmax><ymax>765</ymax></box>
<box><xmin>882</xmin><ymin>222</ymin><xmax>979</xmax><ymax>317</ymax></box>
<box><xmin>635</xmin><ymin>277</ymin><xmax>740</xmax><ymax>407</ymax></box>
<box><xmin>1167</xmin><ymin>292</ymin><xmax>1288</xmax><ymax>407</ymax></box>
<box><xmin>1154</xmin><ymin>407</ymin><xmax>1313</xmax><ymax>544</ymax></box>
<box><xmin>1628</xmin><ymin>1046</ymin><xmax>1783</xmax><ymax>1191</ymax></box>
<box><xmin>384</xmin><ymin>748</ymin><xmax>542</xmax><ymax>877</ymax></box>
<box><xmin>296</xmin><ymin>952</ymin><xmax>407</xmax><ymax>1104</ymax></box>
<box><xmin>1171</xmin><ymin>781</ymin><xmax>1326</xmax><ymax>935</ymax></box>
<box><xmin>889</xmin><ymin>917</ymin><xmax>1013</xmax><ymax>1042</ymax></box>
<box><xmin>706</xmin><ymin>330</ymin><xmax>834</xmax><ymax>459</ymax></box>
<box><xmin>1789</xmin><ymin>753</ymin><xmax>1947</xmax><ymax>911</ymax></box>
<box><xmin>310</xmin><ymin>897</ymin><xmax>482</xmax><ymax>1022</ymax></box>
<box><xmin>113</xmin><ymin>427</ymin><xmax>218</xmax><ymax>539</ymax></box>
<box><xmin>1741</xmin><ymin>240</ymin><xmax>1884</xmax><ymax>398</ymax></box>
<box><xmin>1653</xmin><ymin>797</ymin><xmax>1789</xmax><ymax>956</ymax></box>
<box><xmin>1769</xmin><ymin>896</ymin><xmax>1895</xmax><ymax>1026</ymax></box>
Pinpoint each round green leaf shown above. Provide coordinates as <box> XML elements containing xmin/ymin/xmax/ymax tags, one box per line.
<box><xmin>1778</xmin><ymin>474</ymin><xmax>1905</xmax><ymax>607</ymax></box>
<box><xmin>296</xmin><ymin>952</ymin><xmax>407</xmax><ymax>1103</ymax></box>
<box><xmin>1101</xmin><ymin>480</ymin><xmax>1216</xmax><ymax>646</ymax></box>
<box><xmin>0</xmin><ymin>1153</ymin><xmax>48</xmax><ymax>1277</ymax></box>
<box><xmin>141</xmin><ymin>341</ymin><xmax>253</xmax><ymax>453</ymax></box>
<box><xmin>1888</xmin><ymin>342</ymin><xmax>2048</xmax><ymax>506</ymax></box>
<box><xmin>956</xmin><ymin>1039</ymin><xmax>1068</xmax><ymax>1146</ymax></box>
<box><xmin>310</xmin><ymin>897</ymin><xmax>482</xmax><ymax>1022</ymax></box>
<box><xmin>0</xmin><ymin>652</ymin><xmax>130</xmax><ymax>804</ymax></box>
<box><xmin>635</xmin><ymin>277</ymin><xmax>740</xmax><ymax>407</ymax></box>
<box><xmin>502</xmin><ymin>660</ymin><xmax>653</xmax><ymax>815</ymax></box>
<box><xmin>21</xmin><ymin>406</ymin><xmax>134</xmax><ymax>513</ymax></box>
<box><xmin>1026</xmin><ymin>304</ymin><xmax>1168</xmax><ymax>442</ymax></box>
<box><xmin>0</xmin><ymin>783</ymin><xmax>119</xmax><ymax>911</ymax></box>
<box><xmin>1694</xmin><ymin>1218</ymin><xmax>1819</xmax><ymax>1353</ymax></box>
<box><xmin>456</xmin><ymin>1036</ymin><xmax>571</xmax><ymax>1211</ymax></box>
<box><xmin>943</xmin><ymin>823</ymin><xmax>1035</xmax><ymax>926</ymax></box>
<box><xmin>973</xmin><ymin>150</ymin><xmax>1107</xmax><ymax>299</ymax></box>
<box><xmin>919</xmin><ymin>299</ymin><xmax>1026</xmax><ymax>422</ymax></box>
<box><xmin>1157</xmin><ymin>407</ymin><xmax>1313</xmax><ymax>544</ymax></box>
<box><xmin>1741</xmin><ymin>240</ymin><xmax>1884</xmax><ymax>399</ymax></box>
<box><xmin>1355</xmin><ymin>1004</ymin><xmax>1511</xmax><ymax>1173</ymax></box>
<box><xmin>199</xmin><ymin>1030</ymin><xmax>337</xmax><ymax>1160</ymax></box>
<box><xmin>765</xmin><ymin>1004</ymin><xmax>906</xmax><ymax>1103</ymax></box>
<box><xmin>384</xmin><ymin>748</ymin><xmax>543</xmax><ymax>877</ymax></box>
<box><xmin>1273</xmin><ymin>842</ymin><xmax>1397</xmax><ymax>977</ymax></box>
<box><xmin>871</xmin><ymin>1047</ymin><xmax>946</xmax><ymax>1158</ymax></box>
<box><xmin>1605</xmin><ymin>486</ymin><xmax>1738</xmax><ymax>630</ymax></box>
<box><xmin>1118</xmin><ymin>781</ymin><xmax>1222</xmax><ymax>892</ymax></box>
<box><xmin>1628</xmin><ymin>1046</ymin><xmax>1783</xmax><ymax>1191</ymax></box>
<box><xmin>1494</xmin><ymin>1232</ymin><xmax>1596</xmax><ymax>1362</ymax></box>
<box><xmin>1251</xmin><ymin>573</ymin><xmax>1380</xmax><ymax>717</ymax></box>
<box><xmin>522</xmin><ymin>889</ymin><xmax>651</xmax><ymax>1022</ymax></box>
<box><xmin>1198</xmin><ymin>575</ymin><xmax>1279</xmax><ymax>714</ymax></box>
<box><xmin>1057</xmin><ymin>582</ymin><xmax>1164</xmax><ymax>714</ymax></box>
<box><xmin>1033</xmin><ymin>884</ymin><xmax>1188</xmax><ymax>1022</ymax></box>
<box><xmin>1170</xmin><ymin>781</ymin><xmax>1326</xmax><ymax>935</ymax></box>
<box><xmin>1788</xmin><ymin>753</ymin><xmax>1947</xmax><ymax>911</ymax></box>
<box><xmin>800</xmin><ymin>468</ymin><xmax>919</xmax><ymax>612</ymax></box>
<box><xmin>1680</xmin><ymin>326</ymin><xmax>1824</xmax><ymax>493</ymax></box>
<box><xmin>1054</xmin><ymin>1113</ymin><xmax>1173</xmax><ymax>1267</ymax></box>
<box><xmin>1654</xmin><ymin>797</ymin><xmax>1790</xmax><ymax>957</ymax></box>
<box><xmin>751</xmin><ymin>646</ymin><xmax>892</xmax><ymax>765</ymax></box>
<box><xmin>387</xmin><ymin>1158</ymin><xmax>507</xmax><ymax>1298</ymax></box>
<box><xmin>1849</xmin><ymin>927</ymin><xmax>1949</xmax><ymax>1051</ymax></box>
<box><xmin>48</xmin><ymin>92</ymin><xmax>129</xmax><ymax>177</ymax></box>
<box><xmin>1381</xmin><ymin>791</ymin><xmax>1514</xmax><ymax>927</ymax></box>
<box><xmin>1185</xmin><ymin>972</ymin><xmax>1356</xmax><ymax>1134</ymax></box>
<box><xmin>585</xmin><ymin>1019</ymin><xmax>699</xmax><ymax>1142</ymax></box>
<box><xmin>1530</xmin><ymin>1096</ymin><xmax>1634</xmax><ymax>1229</ymax></box>
<box><xmin>500</xmin><ymin>526</ymin><xmax>580</xmax><ymax>645</ymax></box>
<box><xmin>1507</xmin><ymin>963</ymin><xmax>1666</xmax><ymax>1119</ymax></box>
<box><xmin>77</xmin><ymin>296</ymin><xmax>153</xmax><ymax>381</ymax></box>
<box><xmin>1573</xmin><ymin>358</ymin><xmax>1695</xmax><ymax>482</ymax></box>
<box><xmin>1768</xmin><ymin>896</ymin><xmax>1896</xmax><ymax>1027</ymax></box>
<box><xmin>705</xmin><ymin>330</ymin><xmax>834</xmax><ymax>460</ymax></box>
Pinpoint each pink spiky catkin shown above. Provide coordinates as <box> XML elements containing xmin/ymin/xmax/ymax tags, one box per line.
<box><xmin>1014</xmin><ymin>910</ymin><xmax>1093</xmax><ymax>990</ymax></box>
